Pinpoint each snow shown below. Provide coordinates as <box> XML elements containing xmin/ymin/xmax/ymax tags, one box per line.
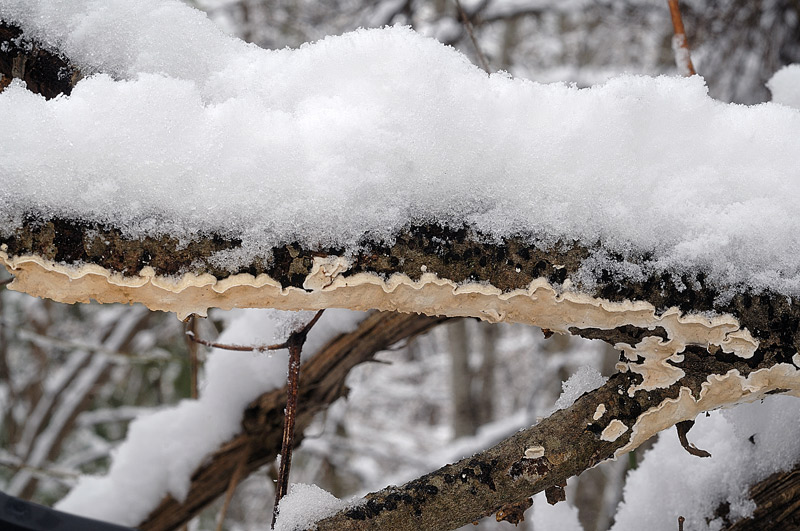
<box><xmin>768</xmin><ymin>64</ymin><xmax>800</xmax><ymax>109</ymax></box>
<box><xmin>273</xmin><ymin>483</ymin><xmax>349</xmax><ymax>531</ymax></box>
<box><xmin>55</xmin><ymin>308</ymin><xmax>364</xmax><ymax>526</ymax></box>
<box><xmin>1</xmin><ymin>1</ymin><xmax>800</xmax><ymax>298</ymax></box>
<box><xmin>532</xmin><ymin>490</ymin><xmax>584</xmax><ymax>531</ymax></box>
<box><xmin>611</xmin><ymin>395</ymin><xmax>800</xmax><ymax>531</ymax></box>
<box><xmin>552</xmin><ymin>365</ymin><xmax>607</xmax><ymax>412</ymax></box>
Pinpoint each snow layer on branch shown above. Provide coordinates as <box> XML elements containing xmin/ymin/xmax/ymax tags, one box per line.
<box><xmin>552</xmin><ymin>365</ymin><xmax>607</xmax><ymax>412</ymax></box>
<box><xmin>2</xmin><ymin>1</ymin><xmax>800</xmax><ymax>296</ymax></box>
<box><xmin>274</xmin><ymin>483</ymin><xmax>350</xmax><ymax>531</ymax></box>
<box><xmin>55</xmin><ymin>308</ymin><xmax>363</xmax><ymax>526</ymax></box>
<box><xmin>611</xmin><ymin>395</ymin><xmax>800</xmax><ymax>531</ymax></box>
<box><xmin>768</xmin><ymin>64</ymin><xmax>800</xmax><ymax>110</ymax></box>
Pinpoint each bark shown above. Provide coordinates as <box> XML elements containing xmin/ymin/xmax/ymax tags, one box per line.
<box><xmin>721</xmin><ymin>462</ymin><xmax>800</xmax><ymax>531</ymax></box>
<box><xmin>311</xmin><ymin>347</ymin><xmax>797</xmax><ymax>530</ymax></box>
<box><xmin>0</xmin><ymin>21</ymin><xmax>81</xmax><ymax>99</ymax></box>
<box><xmin>139</xmin><ymin>311</ymin><xmax>447</xmax><ymax>531</ymax></box>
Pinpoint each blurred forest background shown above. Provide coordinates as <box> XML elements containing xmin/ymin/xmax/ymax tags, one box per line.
<box><xmin>2</xmin><ymin>1</ymin><xmax>799</xmax><ymax>529</ymax></box>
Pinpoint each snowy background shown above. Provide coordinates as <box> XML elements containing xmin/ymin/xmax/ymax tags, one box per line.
<box><xmin>2</xmin><ymin>1</ymin><xmax>800</xmax><ymax>530</ymax></box>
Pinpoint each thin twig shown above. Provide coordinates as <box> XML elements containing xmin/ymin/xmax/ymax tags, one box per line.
<box><xmin>0</xmin><ymin>277</ymin><xmax>13</xmax><ymax>287</ymax></box>
<box><xmin>455</xmin><ymin>0</ymin><xmax>490</xmax><ymax>74</ymax></box>
<box><xmin>0</xmin><ymin>456</ymin><xmax>78</xmax><ymax>483</ymax></box>
<box><xmin>186</xmin><ymin>330</ymin><xmax>287</xmax><ymax>352</ymax></box>
<box><xmin>271</xmin><ymin>309</ymin><xmax>325</xmax><ymax>528</ymax></box>
<box><xmin>0</xmin><ymin>319</ymin><xmax>170</xmax><ymax>364</ymax></box>
<box><xmin>216</xmin><ymin>443</ymin><xmax>252</xmax><ymax>531</ymax></box>
<box><xmin>667</xmin><ymin>0</ymin><xmax>696</xmax><ymax>76</ymax></box>
<box><xmin>676</xmin><ymin>420</ymin><xmax>711</xmax><ymax>458</ymax></box>
<box><xmin>184</xmin><ymin>315</ymin><xmax>200</xmax><ymax>399</ymax></box>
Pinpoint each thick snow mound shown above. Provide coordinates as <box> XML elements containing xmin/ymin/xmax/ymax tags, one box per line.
<box><xmin>2</xmin><ymin>0</ymin><xmax>800</xmax><ymax>298</ymax></box>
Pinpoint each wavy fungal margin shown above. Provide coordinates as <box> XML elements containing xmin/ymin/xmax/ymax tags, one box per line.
<box><xmin>6</xmin><ymin>247</ymin><xmax>800</xmax><ymax>456</ymax></box>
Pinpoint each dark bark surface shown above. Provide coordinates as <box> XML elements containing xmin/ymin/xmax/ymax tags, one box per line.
<box><xmin>721</xmin><ymin>463</ymin><xmax>800</xmax><ymax>531</ymax></box>
<box><xmin>0</xmin><ymin>20</ymin><xmax>81</xmax><ymax>99</ymax></box>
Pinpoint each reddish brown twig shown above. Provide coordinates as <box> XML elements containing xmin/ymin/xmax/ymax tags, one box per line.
<box><xmin>271</xmin><ymin>309</ymin><xmax>325</xmax><ymax>528</ymax></box>
<box><xmin>0</xmin><ymin>277</ymin><xmax>13</xmax><ymax>287</ymax></box>
<box><xmin>668</xmin><ymin>0</ymin><xmax>696</xmax><ymax>76</ymax></box>
<box><xmin>455</xmin><ymin>0</ymin><xmax>490</xmax><ymax>74</ymax></box>
<box><xmin>185</xmin><ymin>330</ymin><xmax>287</xmax><ymax>352</ymax></box>
<box><xmin>185</xmin><ymin>309</ymin><xmax>326</xmax><ymax>527</ymax></box>
<box><xmin>676</xmin><ymin>420</ymin><xmax>711</xmax><ymax>458</ymax></box>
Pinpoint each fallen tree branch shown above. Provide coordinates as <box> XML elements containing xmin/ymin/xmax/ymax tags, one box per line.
<box><xmin>311</xmin><ymin>348</ymin><xmax>800</xmax><ymax>530</ymax></box>
<box><xmin>3</xmin><ymin>17</ymin><xmax>800</xmax><ymax>531</ymax></box>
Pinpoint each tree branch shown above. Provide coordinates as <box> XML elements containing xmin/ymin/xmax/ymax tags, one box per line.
<box><xmin>311</xmin><ymin>347</ymin><xmax>800</xmax><ymax>530</ymax></box>
<box><xmin>0</xmin><ymin>20</ymin><xmax>81</xmax><ymax>99</ymax></box>
<box><xmin>721</xmin><ymin>462</ymin><xmax>800</xmax><ymax>531</ymax></box>
<box><xmin>139</xmin><ymin>311</ymin><xmax>447</xmax><ymax>531</ymax></box>
<box><xmin>4</xmin><ymin>18</ymin><xmax>800</xmax><ymax>531</ymax></box>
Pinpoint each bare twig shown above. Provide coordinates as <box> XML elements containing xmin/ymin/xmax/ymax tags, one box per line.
<box><xmin>0</xmin><ymin>276</ymin><xmax>13</xmax><ymax>287</ymax></box>
<box><xmin>0</xmin><ymin>453</ymin><xmax>78</xmax><ymax>484</ymax></box>
<box><xmin>272</xmin><ymin>309</ymin><xmax>325</xmax><ymax>528</ymax></box>
<box><xmin>184</xmin><ymin>315</ymin><xmax>200</xmax><ymax>399</ymax></box>
<box><xmin>455</xmin><ymin>0</ymin><xmax>490</xmax><ymax>74</ymax></box>
<box><xmin>676</xmin><ymin>420</ymin><xmax>711</xmax><ymax>458</ymax></box>
<box><xmin>0</xmin><ymin>319</ymin><xmax>170</xmax><ymax>364</ymax></box>
<box><xmin>186</xmin><ymin>330</ymin><xmax>287</xmax><ymax>352</ymax></box>
<box><xmin>668</xmin><ymin>0</ymin><xmax>696</xmax><ymax>76</ymax></box>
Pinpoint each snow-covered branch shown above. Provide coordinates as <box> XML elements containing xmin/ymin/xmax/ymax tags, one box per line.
<box><xmin>2</xmin><ymin>2</ymin><xmax>800</xmax><ymax>529</ymax></box>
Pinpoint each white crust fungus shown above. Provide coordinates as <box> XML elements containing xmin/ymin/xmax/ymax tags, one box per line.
<box><xmin>593</xmin><ymin>404</ymin><xmax>606</xmax><ymax>421</ymax></box>
<box><xmin>524</xmin><ymin>445</ymin><xmax>546</xmax><ymax>459</ymax></box>
<box><xmin>0</xmin><ymin>251</ymin><xmax>765</xmax><ymax>357</ymax></box>
<box><xmin>616</xmin><ymin>363</ymin><xmax>800</xmax><ymax>457</ymax></box>
<box><xmin>302</xmin><ymin>256</ymin><xmax>353</xmax><ymax>291</ymax></box>
<box><xmin>601</xmin><ymin>419</ymin><xmax>629</xmax><ymax>442</ymax></box>
<box><xmin>4</xmin><ymin>250</ymin><xmax>795</xmax><ymax>461</ymax></box>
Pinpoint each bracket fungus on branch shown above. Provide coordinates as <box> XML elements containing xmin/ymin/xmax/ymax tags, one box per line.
<box><xmin>4</xmin><ymin>215</ymin><xmax>800</xmax><ymax>528</ymax></box>
<box><xmin>3</xmin><ymin>18</ymin><xmax>800</xmax><ymax>531</ymax></box>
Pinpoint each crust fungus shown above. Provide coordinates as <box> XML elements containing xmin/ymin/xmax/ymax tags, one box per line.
<box><xmin>524</xmin><ymin>446</ymin><xmax>546</xmax><ymax>459</ymax></box>
<box><xmin>617</xmin><ymin>364</ymin><xmax>800</xmax><ymax>457</ymax></box>
<box><xmin>1</xmin><ymin>240</ymin><xmax>797</xmax><ymax>476</ymax></box>
<box><xmin>593</xmin><ymin>404</ymin><xmax>606</xmax><ymax>421</ymax></box>
<box><xmin>601</xmin><ymin>419</ymin><xmax>629</xmax><ymax>442</ymax></box>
